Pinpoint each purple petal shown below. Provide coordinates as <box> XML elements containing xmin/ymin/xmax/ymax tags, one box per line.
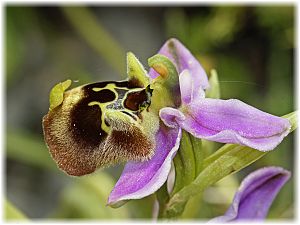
<box><xmin>210</xmin><ymin>167</ymin><xmax>291</xmax><ymax>222</ymax></box>
<box><xmin>148</xmin><ymin>38</ymin><xmax>209</xmax><ymax>91</ymax></box>
<box><xmin>179</xmin><ymin>98</ymin><xmax>291</xmax><ymax>151</ymax></box>
<box><xmin>159</xmin><ymin>107</ymin><xmax>185</xmax><ymax>128</ymax></box>
<box><xmin>107</xmin><ymin>125</ymin><xmax>182</xmax><ymax>206</ymax></box>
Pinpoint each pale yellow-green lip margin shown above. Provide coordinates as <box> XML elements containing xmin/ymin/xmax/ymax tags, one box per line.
<box><xmin>49</xmin><ymin>79</ymin><xmax>72</xmax><ymax>110</ymax></box>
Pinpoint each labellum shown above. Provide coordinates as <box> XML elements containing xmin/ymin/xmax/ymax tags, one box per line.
<box><xmin>42</xmin><ymin>53</ymin><xmax>160</xmax><ymax>176</ymax></box>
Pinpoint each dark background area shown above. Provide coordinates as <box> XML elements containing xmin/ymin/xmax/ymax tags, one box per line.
<box><xmin>5</xmin><ymin>5</ymin><xmax>295</xmax><ymax>219</ymax></box>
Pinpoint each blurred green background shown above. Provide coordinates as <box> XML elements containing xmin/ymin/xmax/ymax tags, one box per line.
<box><xmin>5</xmin><ymin>5</ymin><xmax>295</xmax><ymax>220</ymax></box>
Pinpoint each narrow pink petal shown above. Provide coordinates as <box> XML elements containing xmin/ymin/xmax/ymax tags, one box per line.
<box><xmin>179</xmin><ymin>98</ymin><xmax>291</xmax><ymax>151</ymax></box>
<box><xmin>148</xmin><ymin>38</ymin><xmax>209</xmax><ymax>91</ymax></box>
<box><xmin>107</xmin><ymin>125</ymin><xmax>182</xmax><ymax>206</ymax></box>
<box><xmin>179</xmin><ymin>70</ymin><xmax>193</xmax><ymax>104</ymax></box>
<box><xmin>179</xmin><ymin>70</ymin><xmax>205</xmax><ymax>105</ymax></box>
<box><xmin>210</xmin><ymin>167</ymin><xmax>291</xmax><ymax>222</ymax></box>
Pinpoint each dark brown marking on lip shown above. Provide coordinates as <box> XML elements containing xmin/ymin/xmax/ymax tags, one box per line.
<box><xmin>84</xmin><ymin>81</ymin><xmax>125</xmax><ymax>89</ymax></box>
<box><xmin>124</xmin><ymin>90</ymin><xmax>148</xmax><ymax>111</ymax></box>
<box><xmin>84</xmin><ymin>80</ymin><xmax>141</xmax><ymax>90</ymax></box>
<box><xmin>97</xmin><ymin>89</ymin><xmax>116</xmax><ymax>103</ymax></box>
<box><xmin>82</xmin><ymin>83</ymin><xmax>115</xmax><ymax>103</ymax></box>
<box><xmin>70</xmin><ymin>97</ymin><xmax>107</xmax><ymax>148</ymax></box>
<box><xmin>128</xmin><ymin>77</ymin><xmax>146</xmax><ymax>88</ymax></box>
<box><xmin>124</xmin><ymin>86</ymin><xmax>152</xmax><ymax>112</ymax></box>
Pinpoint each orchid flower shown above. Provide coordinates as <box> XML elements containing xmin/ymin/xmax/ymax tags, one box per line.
<box><xmin>107</xmin><ymin>39</ymin><xmax>291</xmax><ymax>206</ymax></box>
<box><xmin>210</xmin><ymin>166</ymin><xmax>291</xmax><ymax>222</ymax></box>
<box><xmin>42</xmin><ymin>38</ymin><xmax>291</xmax><ymax>212</ymax></box>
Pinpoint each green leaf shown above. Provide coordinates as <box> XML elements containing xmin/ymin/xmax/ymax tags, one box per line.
<box><xmin>127</xmin><ymin>52</ymin><xmax>149</xmax><ymax>87</ymax></box>
<box><xmin>205</xmin><ymin>69</ymin><xmax>220</xmax><ymax>99</ymax></box>
<box><xmin>179</xmin><ymin>192</ymin><xmax>203</xmax><ymax>219</ymax></box>
<box><xmin>5</xmin><ymin>199</ymin><xmax>28</xmax><ymax>221</ymax></box>
<box><xmin>163</xmin><ymin>111</ymin><xmax>297</xmax><ymax>218</ymax></box>
<box><xmin>49</xmin><ymin>79</ymin><xmax>72</xmax><ymax>110</ymax></box>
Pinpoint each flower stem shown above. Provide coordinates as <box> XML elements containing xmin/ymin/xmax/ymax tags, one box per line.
<box><xmin>179</xmin><ymin>131</ymin><xmax>196</xmax><ymax>184</ymax></box>
<box><xmin>172</xmin><ymin>131</ymin><xmax>196</xmax><ymax>195</ymax></box>
<box><xmin>172</xmin><ymin>153</ymin><xmax>184</xmax><ymax>194</ymax></box>
<box><xmin>190</xmin><ymin>135</ymin><xmax>204</xmax><ymax>176</ymax></box>
<box><xmin>156</xmin><ymin>182</ymin><xmax>169</xmax><ymax>219</ymax></box>
<box><xmin>158</xmin><ymin>131</ymin><xmax>205</xmax><ymax>219</ymax></box>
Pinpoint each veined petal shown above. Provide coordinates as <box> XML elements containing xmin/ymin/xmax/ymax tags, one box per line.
<box><xmin>107</xmin><ymin>125</ymin><xmax>182</xmax><ymax>206</ymax></box>
<box><xmin>149</xmin><ymin>38</ymin><xmax>209</xmax><ymax>90</ymax></box>
<box><xmin>179</xmin><ymin>98</ymin><xmax>291</xmax><ymax>151</ymax></box>
<box><xmin>210</xmin><ymin>167</ymin><xmax>291</xmax><ymax>222</ymax></box>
